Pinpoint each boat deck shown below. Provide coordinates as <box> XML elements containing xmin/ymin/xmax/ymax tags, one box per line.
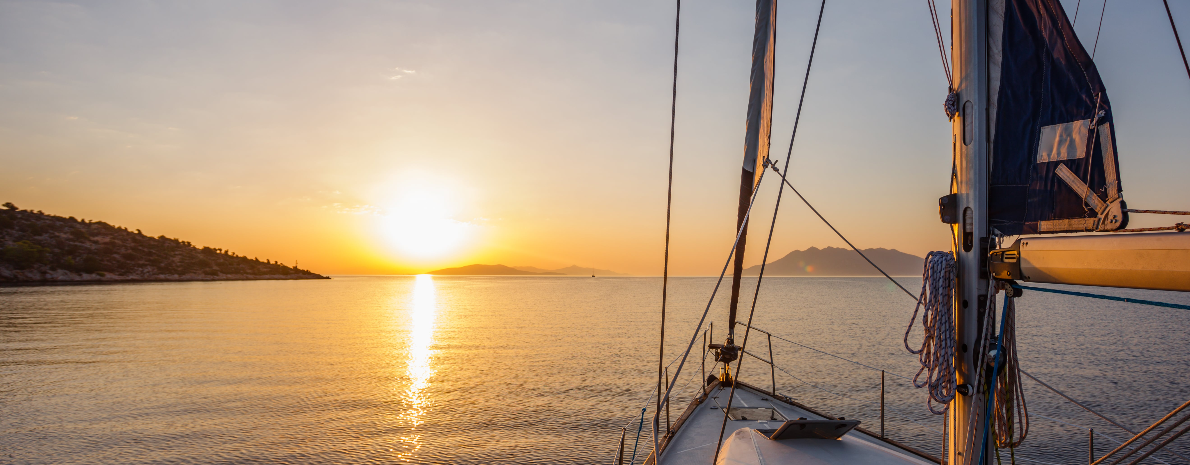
<box><xmin>652</xmin><ymin>381</ymin><xmax>938</xmax><ymax>465</ymax></box>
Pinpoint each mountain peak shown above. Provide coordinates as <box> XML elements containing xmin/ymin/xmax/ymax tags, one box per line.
<box><xmin>743</xmin><ymin>247</ymin><xmax>922</xmax><ymax>277</ymax></box>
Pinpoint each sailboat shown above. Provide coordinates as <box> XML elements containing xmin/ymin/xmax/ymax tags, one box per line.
<box><xmin>613</xmin><ymin>0</ymin><xmax>1190</xmax><ymax>464</ymax></box>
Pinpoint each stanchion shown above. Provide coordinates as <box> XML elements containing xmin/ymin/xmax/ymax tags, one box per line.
<box><xmin>880</xmin><ymin>370</ymin><xmax>886</xmax><ymax>438</ymax></box>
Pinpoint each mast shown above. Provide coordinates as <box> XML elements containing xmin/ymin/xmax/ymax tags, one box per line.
<box><xmin>950</xmin><ymin>0</ymin><xmax>989</xmax><ymax>463</ymax></box>
<box><xmin>728</xmin><ymin>0</ymin><xmax>777</xmax><ymax>341</ymax></box>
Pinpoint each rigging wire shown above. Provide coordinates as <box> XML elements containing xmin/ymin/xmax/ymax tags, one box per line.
<box><xmin>1073</xmin><ymin>0</ymin><xmax>1083</xmax><ymax>25</ymax></box>
<box><xmin>765</xmin><ymin>166</ymin><xmax>920</xmax><ymax>302</ymax></box>
<box><xmin>1016</xmin><ymin>284</ymin><xmax>1190</xmax><ymax>311</ymax></box>
<box><xmin>926</xmin><ymin>0</ymin><xmax>953</xmax><ymax>89</ymax></box>
<box><xmin>622</xmin><ymin>348</ymin><xmax>708</xmax><ymax>433</ymax></box>
<box><xmin>1092</xmin><ymin>0</ymin><xmax>1108</xmax><ymax>59</ymax></box>
<box><xmin>1020</xmin><ymin>370</ymin><xmax>1135</xmax><ymax>436</ymax></box>
<box><xmin>653</xmin><ymin>0</ymin><xmax>680</xmax><ymax>457</ymax></box>
<box><xmin>756</xmin><ymin>351</ymin><xmax>942</xmax><ymax>429</ymax></box>
<box><xmin>650</xmin><ymin>167</ymin><xmax>768</xmax><ymax>461</ymax></box>
<box><xmin>713</xmin><ymin>0</ymin><xmax>827</xmax><ymax>460</ymax></box>
<box><xmin>737</xmin><ymin>320</ymin><xmax>916</xmax><ymax>382</ymax></box>
<box><xmin>1125</xmin><ymin>208</ymin><xmax>1190</xmax><ymax>215</ymax></box>
<box><xmin>1117</xmin><ymin>223</ymin><xmax>1189</xmax><ymax>233</ymax></box>
<box><xmin>1162</xmin><ymin>0</ymin><xmax>1190</xmax><ymax>85</ymax></box>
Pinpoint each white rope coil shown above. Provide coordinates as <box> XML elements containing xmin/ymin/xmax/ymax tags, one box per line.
<box><xmin>904</xmin><ymin>251</ymin><xmax>958</xmax><ymax>414</ymax></box>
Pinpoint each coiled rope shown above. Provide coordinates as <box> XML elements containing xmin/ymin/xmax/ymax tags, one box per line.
<box><xmin>958</xmin><ymin>277</ymin><xmax>1005</xmax><ymax>465</ymax></box>
<box><xmin>977</xmin><ymin>280</ymin><xmax>1032</xmax><ymax>464</ymax></box>
<box><xmin>903</xmin><ymin>251</ymin><xmax>957</xmax><ymax>415</ymax></box>
<box><xmin>991</xmin><ymin>287</ymin><xmax>1029</xmax><ymax>449</ymax></box>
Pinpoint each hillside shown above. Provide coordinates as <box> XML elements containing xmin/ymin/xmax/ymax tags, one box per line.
<box><xmin>743</xmin><ymin>246</ymin><xmax>923</xmax><ymax>276</ymax></box>
<box><xmin>0</xmin><ymin>203</ymin><xmax>328</xmax><ymax>283</ymax></box>
<box><xmin>429</xmin><ymin>264</ymin><xmax>563</xmax><ymax>275</ymax></box>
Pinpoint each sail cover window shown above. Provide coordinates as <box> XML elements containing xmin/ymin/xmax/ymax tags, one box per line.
<box><xmin>987</xmin><ymin>0</ymin><xmax>1127</xmax><ymax>235</ymax></box>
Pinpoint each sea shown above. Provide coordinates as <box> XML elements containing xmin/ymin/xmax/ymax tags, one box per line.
<box><xmin>2</xmin><ymin>276</ymin><xmax>1188</xmax><ymax>464</ymax></box>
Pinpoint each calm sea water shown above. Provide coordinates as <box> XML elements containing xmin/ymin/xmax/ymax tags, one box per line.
<box><xmin>2</xmin><ymin>276</ymin><xmax>1188</xmax><ymax>464</ymax></box>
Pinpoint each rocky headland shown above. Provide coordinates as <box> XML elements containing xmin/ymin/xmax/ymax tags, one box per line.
<box><xmin>0</xmin><ymin>203</ymin><xmax>328</xmax><ymax>283</ymax></box>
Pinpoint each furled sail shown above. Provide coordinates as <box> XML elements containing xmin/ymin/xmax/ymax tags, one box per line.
<box><xmin>728</xmin><ymin>0</ymin><xmax>777</xmax><ymax>337</ymax></box>
<box><xmin>987</xmin><ymin>0</ymin><xmax>1127</xmax><ymax>235</ymax></box>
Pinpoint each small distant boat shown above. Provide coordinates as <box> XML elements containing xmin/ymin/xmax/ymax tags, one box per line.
<box><xmin>617</xmin><ymin>0</ymin><xmax>1190</xmax><ymax>464</ymax></box>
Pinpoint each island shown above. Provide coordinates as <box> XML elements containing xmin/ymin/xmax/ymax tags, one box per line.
<box><xmin>512</xmin><ymin>265</ymin><xmax>626</xmax><ymax>276</ymax></box>
<box><xmin>429</xmin><ymin>264</ymin><xmax>626</xmax><ymax>276</ymax></box>
<box><xmin>428</xmin><ymin>264</ymin><xmax>563</xmax><ymax>275</ymax></box>
<box><xmin>0</xmin><ymin>203</ymin><xmax>328</xmax><ymax>283</ymax></box>
<box><xmin>743</xmin><ymin>246</ymin><xmax>923</xmax><ymax>276</ymax></box>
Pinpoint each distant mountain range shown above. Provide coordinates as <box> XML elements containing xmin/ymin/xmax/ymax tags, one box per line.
<box><xmin>428</xmin><ymin>264</ymin><xmax>626</xmax><ymax>276</ymax></box>
<box><xmin>743</xmin><ymin>246</ymin><xmax>922</xmax><ymax>276</ymax></box>
<box><xmin>513</xmin><ymin>265</ymin><xmax>626</xmax><ymax>276</ymax></box>
<box><xmin>429</xmin><ymin>264</ymin><xmax>559</xmax><ymax>275</ymax></box>
<box><xmin>0</xmin><ymin>203</ymin><xmax>327</xmax><ymax>283</ymax></box>
<box><xmin>430</xmin><ymin>250</ymin><xmax>921</xmax><ymax>277</ymax></box>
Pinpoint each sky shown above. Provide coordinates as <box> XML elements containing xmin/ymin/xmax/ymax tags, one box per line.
<box><xmin>1</xmin><ymin>0</ymin><xmax>1188</xmax><ymax>275</ymax></box>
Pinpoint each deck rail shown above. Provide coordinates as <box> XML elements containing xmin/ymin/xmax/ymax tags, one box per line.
<box><xmin>1091</xmin><ymin>398</ymin><xmax>1190</xmax><ymax>465</ymax></box>
<box><xmin>622</xmin><ymin>320</ymin><xmax>1187</xmax><ymax>465</ymax></box>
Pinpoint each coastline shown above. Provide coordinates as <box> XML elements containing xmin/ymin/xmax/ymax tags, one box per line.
<box><xmin>0</xmin><ymin>268</ymin><xmax>329</xmax><ymax>284</ymax></box>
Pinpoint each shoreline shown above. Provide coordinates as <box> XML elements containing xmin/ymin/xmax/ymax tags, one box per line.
<box><xmin>0</xmin><ymin>272</ymin><xmax>329</xmax><ymax>286</ymax></box>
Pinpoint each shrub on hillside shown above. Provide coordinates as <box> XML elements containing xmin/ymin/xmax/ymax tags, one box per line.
<box><xmin>3</xmin><ymin>241</ymin><xmax>49</xmax><ymax>269</ymax></box>
<box><xmin>78</xmin><ymin>256</ymin><xmax>103</xmax><ymax>273</ymax></box>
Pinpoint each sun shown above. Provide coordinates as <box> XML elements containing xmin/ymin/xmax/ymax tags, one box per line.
<box><xmin>379</xmin><ymin>187</ymin><xmax>474</xmax><ymax>260</ymax></box>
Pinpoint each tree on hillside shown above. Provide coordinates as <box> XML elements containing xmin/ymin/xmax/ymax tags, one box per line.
<box><xmin>3</xmin><ymin>241</ymin><xmax>49</xmax><ymax>269</ymax></box>
<box><xmin>78</xmin><ymin>256</ymin><xmax>103</xmax><ymax>273</ymax></box>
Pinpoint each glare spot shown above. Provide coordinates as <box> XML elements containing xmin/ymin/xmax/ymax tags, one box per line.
<box><xmin>379</xmin><ymin>188</ymin><xmax>473</xmax><ymax>259</ymax></box>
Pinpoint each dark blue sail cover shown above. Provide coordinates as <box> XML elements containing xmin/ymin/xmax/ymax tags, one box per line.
<box><xmin>988</xmin><ymin>0</ymin><xmax>1126</xmax><ymax>235</ymax></box>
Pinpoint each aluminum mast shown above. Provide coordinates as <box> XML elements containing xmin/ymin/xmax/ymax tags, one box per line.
<box><xmin>950</xmin><ymin>0</ymin><xmax>990</xmax><ymax>463</ymax></box>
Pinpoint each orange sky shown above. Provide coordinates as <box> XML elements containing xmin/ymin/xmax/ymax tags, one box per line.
<box><xmin>2</xmin><ymin>1</ymin><xmax>1188</xmax><ymax>275</ymax></box>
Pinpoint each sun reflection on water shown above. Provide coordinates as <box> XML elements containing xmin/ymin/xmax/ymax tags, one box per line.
<box><xmin>396</xmin><ymin>274</ymin><xmax>439</xmax><ymax>460</ymax></box>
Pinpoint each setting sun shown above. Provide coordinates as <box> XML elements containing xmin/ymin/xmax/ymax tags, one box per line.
<box><xmin>378</xmin><ymin>186</ymin><xmax>474</xmax><ymax>260</ymax></box>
